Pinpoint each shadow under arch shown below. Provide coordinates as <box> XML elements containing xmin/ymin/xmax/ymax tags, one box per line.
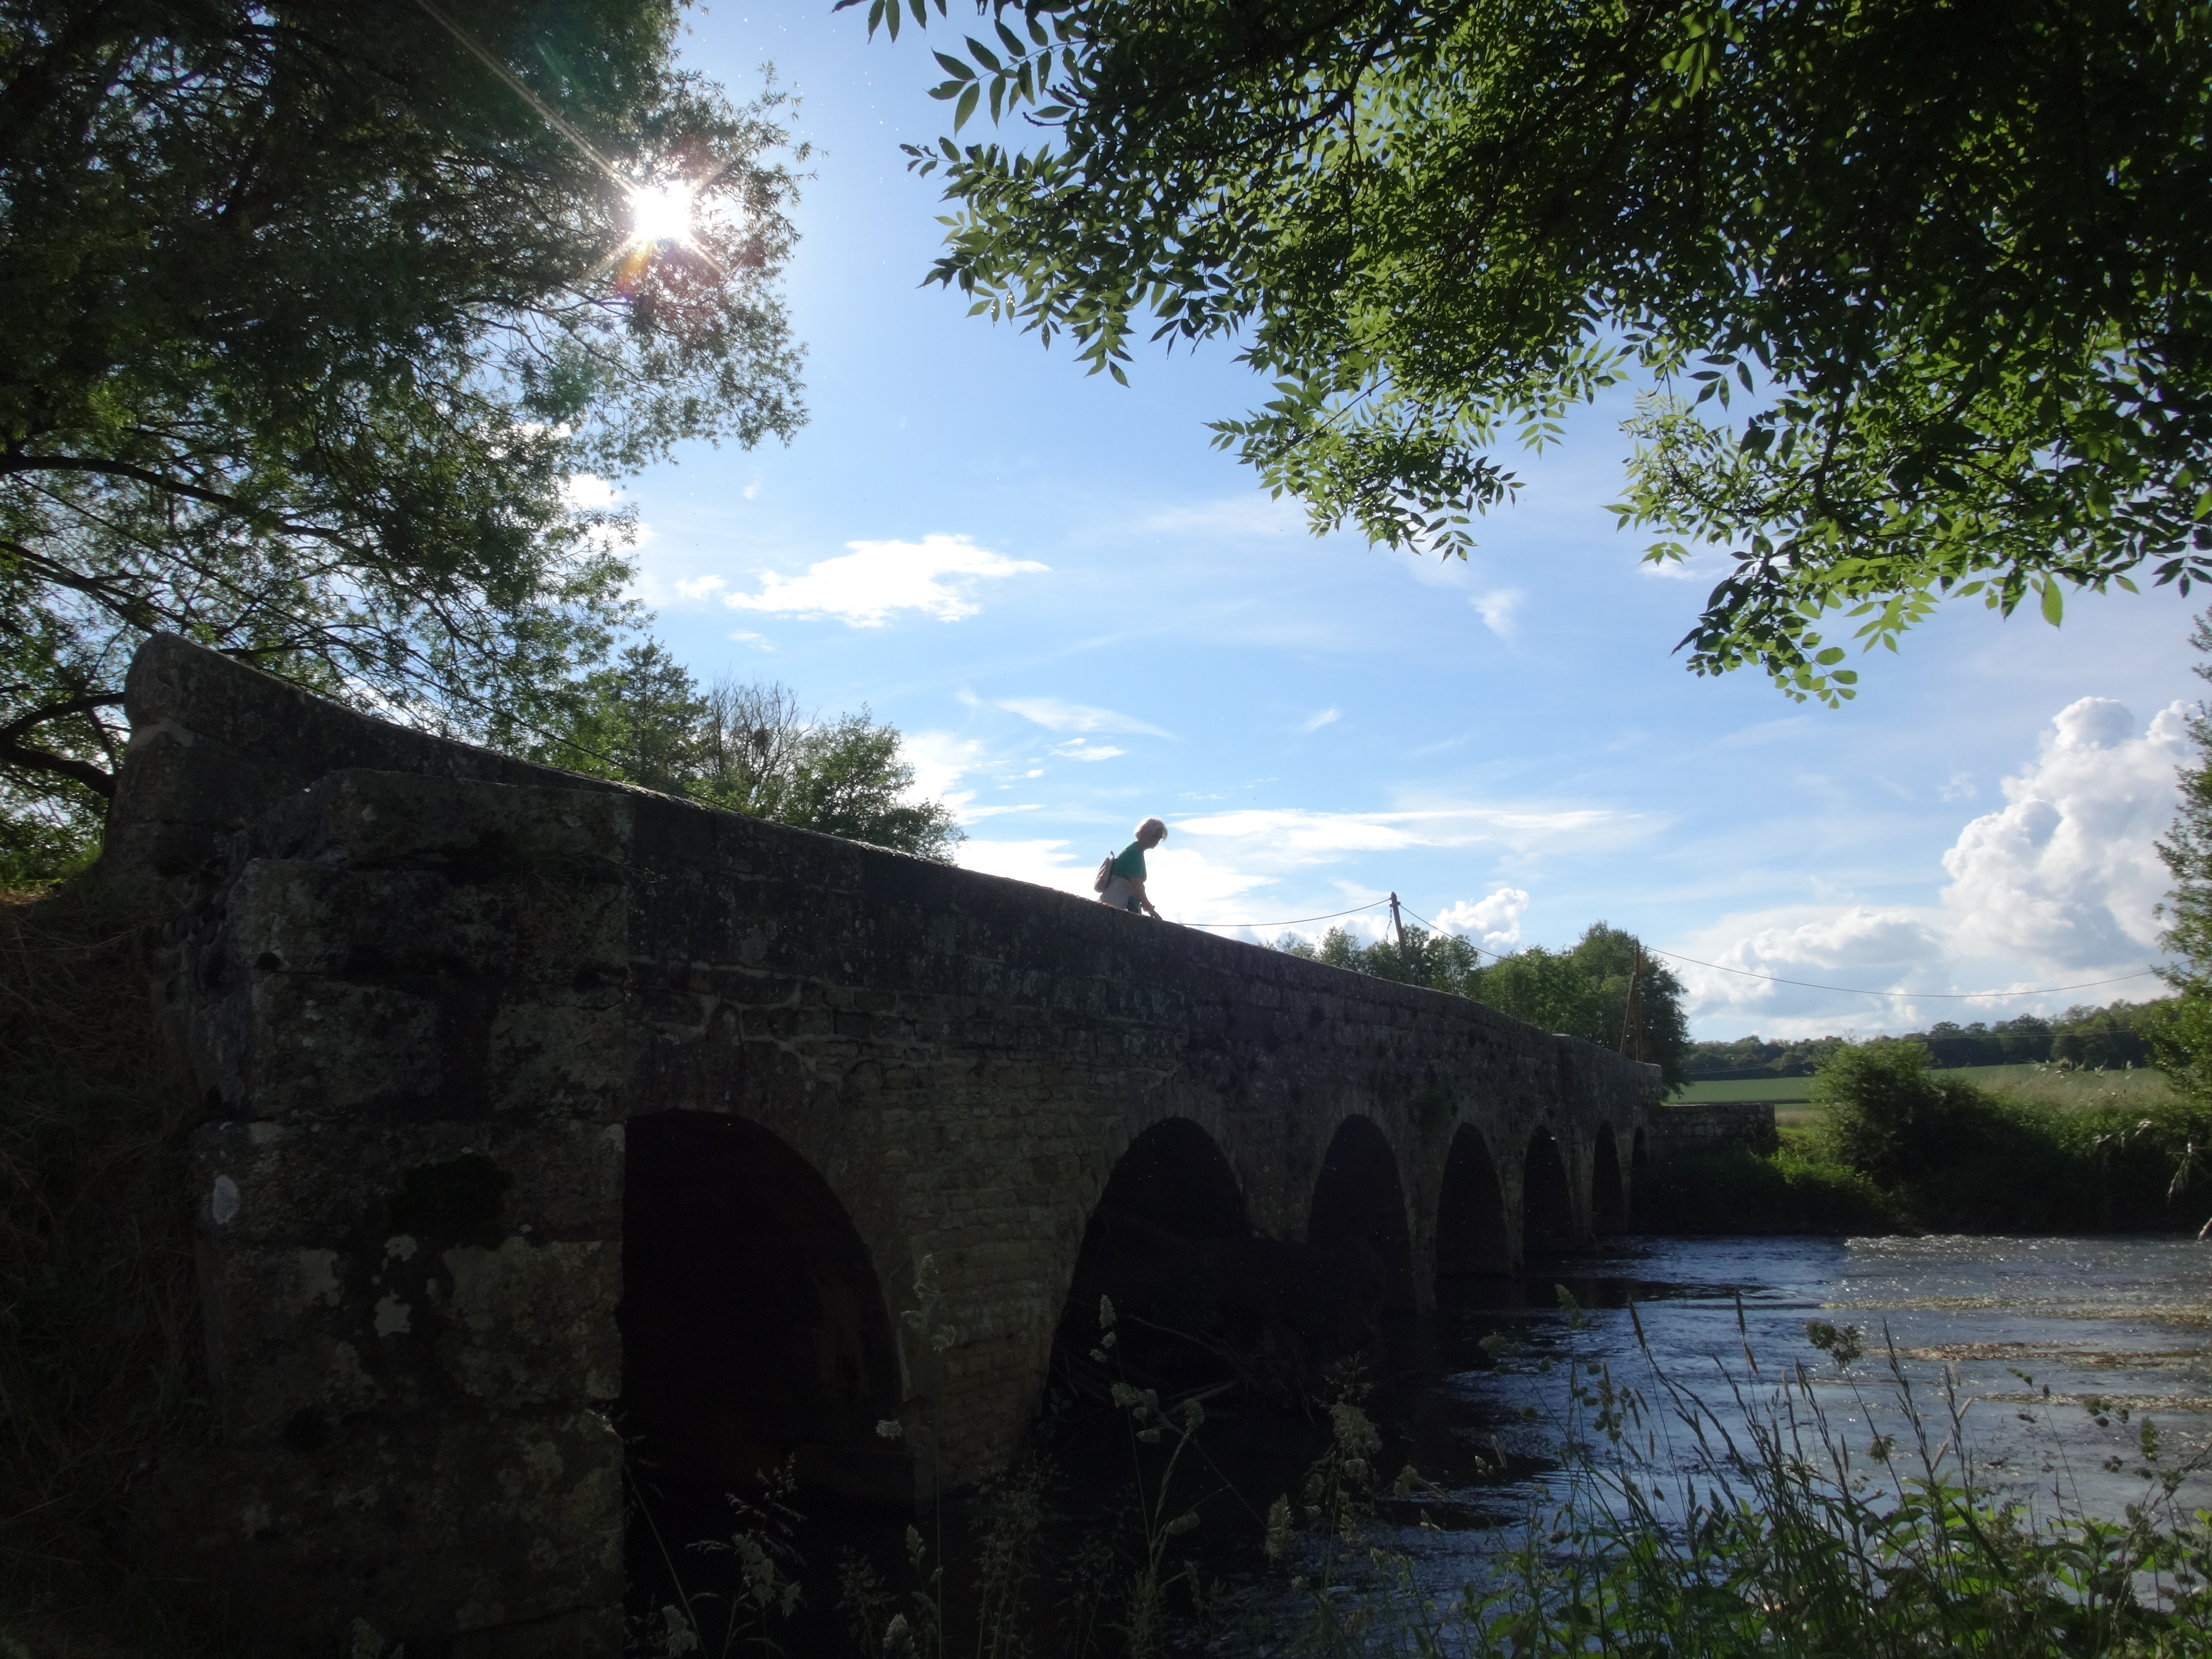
<box><xmin>620</xmin><ymin>1111</ymin><xmax>908</xmax><ymax>1510</ymax></box>
<box><xmin>1522</xmin><ymin>1125</ymin><xmax>1579</xmax><ymax>1253</ymax></box>
<box><xmin>1307</xmin><ymin>1115</ymin><xmax>1416</xmax><ymax>1310</ymax></box>
<box><xmin>1435</xmin><ymin>1123</ymin><xmax>1513</xmax><ymax>1277</ymax></box>
<box><xmin>1592</xmin><ymin>1123</ymin><xmax>1628</xmax><ymax>1234</ymax></box>
<box><xmin>1053</xmin><ymin>1117</ymin><xmax>1380</xmax><ymax>1407</ymax></box>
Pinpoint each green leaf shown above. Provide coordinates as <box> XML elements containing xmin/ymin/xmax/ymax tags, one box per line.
<box><xmin>2039</xmin><ymin>579</ymin><xmax>2065</xmax><ymax>626</ymax></box>
<box><xmin>953</xmin><ymin>83</ymin><xmax>980</xmax><ymax>131</ymax></box>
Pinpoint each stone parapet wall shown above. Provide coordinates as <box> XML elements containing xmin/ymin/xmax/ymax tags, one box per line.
<box><xmin>1646</xmin><ymin>1100</ymin><xmax>1782</xmax><ymax>1159</ymax></box>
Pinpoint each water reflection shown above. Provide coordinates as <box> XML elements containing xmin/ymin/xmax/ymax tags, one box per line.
<box><xmin>1391</xmin><ymin>1233</ymin><xmax>2212</xmax><ymax>1550</ymax></box>
<box><xmin>1176</xmin><ymin>1234</ymin><xmax>2212</xmax><ymax>1645</ymax></box>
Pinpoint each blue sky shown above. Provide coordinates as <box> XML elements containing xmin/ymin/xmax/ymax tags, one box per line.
<box><xmin>603</xmin><ymin>0</ymin><xmax>2203</xmax><ymax>1040</ymax></box>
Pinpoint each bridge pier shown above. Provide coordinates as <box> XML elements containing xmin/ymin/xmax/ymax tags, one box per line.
<box><xmin>111</xmin><ymin>637</ymin><xmax>1661</xmax><ymax>1657</ymax></box>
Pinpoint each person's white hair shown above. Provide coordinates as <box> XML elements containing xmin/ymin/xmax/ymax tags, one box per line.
<box><xmin>1135</xmin><ymin>816</ymin><xmax>1167</xmax><ymax>839</ymax></box>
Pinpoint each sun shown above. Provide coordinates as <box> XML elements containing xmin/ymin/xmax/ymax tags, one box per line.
<box><xmin>629</xmin><ymin>180</ymin><xmax>695</xmax><ymax>246</ymax></box>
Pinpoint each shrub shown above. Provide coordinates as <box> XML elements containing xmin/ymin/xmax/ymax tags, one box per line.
<box><xmin>1810</xmin><ymin>1039</ymin><xmax>2000</xmax><ymax>1186</ymax></box>
<box><xmin>1633</xmin><ymin>1147</ymin><xmax>1897</xmax><ymax>1235</ymax></box>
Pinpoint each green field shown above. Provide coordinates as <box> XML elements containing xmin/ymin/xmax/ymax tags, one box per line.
<box><xmin>1671</xmin><ymin>1063</ymin><xmax>2176</xmax><ymax>1121</ymax></box>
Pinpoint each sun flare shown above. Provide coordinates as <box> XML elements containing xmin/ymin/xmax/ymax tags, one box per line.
<box><xmin>629</xmin><ymin>180</ymin><xmax>694</xmax><ymax>246</ymax></box>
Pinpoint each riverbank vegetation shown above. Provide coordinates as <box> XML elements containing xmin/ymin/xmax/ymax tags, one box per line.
<box><xmin>1645</xmin><ymin>1038</ymin><xmax>2211</xmax><ymax>1236</ymax></box>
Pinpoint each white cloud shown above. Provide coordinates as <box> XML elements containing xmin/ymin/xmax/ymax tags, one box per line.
<box><xmin>721</xmin><ymin>534</ymin><xmax>1045</xmax><ymax>627</ymax></box>
<box><xmin>742</xmin><ymin>479</ymin><xmax>761</xmax><ymax>501</ymax></box>
<box><xmin>997</xmin><ymin>697</ymin><xmax>1172</xmax><ymax>737</ymax></box>
<box><xmin>956</xmin><ymin>838</ymin><xmax>1098</xmax><ymax>896</ymax></box>
<box><xmin>1434</xmin><ymin>887</ymin><xmax>1531</xmax><ymax>952</ymax></box>
<box><xmin>726</xmin><ymin>631</ymin><xmax>774</xmax><ymax>650</ymax></box>
<box><xmin>1938</xmin><ymin>697</ymin><xmax>2187</xmax><ymax>968</ymax></box>
<box><xmin>1663</xmin><ymin>906</ymin><xmax>1950</xmax><ymax>1018</ymax></box>
<box><xmin>562</xmin><ymin>473</ymin><xmax>620</xmax><ymax>511</ymax></box>
<box><xmin>1176</xmin><ymin>803</ymin><xmax>1640</xmax><ymax>861</ymax></box>
<box><xmin>1052</xmin><ymin>740</ymin><xmax>1126</xmax><ymax>763</ymax></box>
<box><xmin>902</xmin><ymin>731</ymin><xmax>988</xmax><ymax>802</ymax></box>
<box><xmin>959</xmin><ymin>803</ymin><xmax>1043</xmax><ymax>821</ymax></box>
<box><xmin>1938</xmin><ymin>770</ymin><xmax>1978</xmax><ymax>803</ymax></box>
<box><xmin>676</xmin><ymin>575</ymin><xmax>726</xmax><ymax>602</ymax></box>
<box><xmin>1667</xmin><ymin>697</ymin><xmax>2187</xmax><ymax>1033</ymax></box>
<box><xmin>1297</xmin><ymin>707</ymin><xmax>1341</xmax><ymax>734</ymax></box>
<box><xmin>1471</xmin><ymin>588</ymin><xmax>1525</xmax><ymax>637</ymax></box>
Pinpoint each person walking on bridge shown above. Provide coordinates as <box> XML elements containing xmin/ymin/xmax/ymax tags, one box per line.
<box><xmin>1097</xmin><ymin>817</ymin><xmax>1168</xmax><ymax>918</ymax></box>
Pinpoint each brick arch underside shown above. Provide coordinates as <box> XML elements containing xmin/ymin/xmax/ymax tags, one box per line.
<box><xmin>1436</xmin><ymin>1123</ymin><xmax>1514</xmax><ymax>1275</ymax></box>
<box><xmin>1522</xmin><ymin>1125</ymin><xmax>1579</xmax><ymax>1252</ymax></box>
<box><xmin>620</xmin><ymin>1111</ymin><xmax>910</xmax><ymax>1510</ymax></box>
<box><xmin>1307</xmin><ymin>1115</ymin><xmax>1417</xmax><ymax>1312</ymax></box>
<box><xmin>1051</xmin><ymin>1115</ymin><xmax>1391</xmax><ymax>1408</ymax></box>
<box><xmin>1592</xmin><ymin>1123</ymin><xmax>1628</xmax><ymax>1233</ymax></box>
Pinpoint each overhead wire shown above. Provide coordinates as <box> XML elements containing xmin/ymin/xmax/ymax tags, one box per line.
<box><xmin>1183</xmin><ymin>898</ymin><xmax>1392</xmax><ymax>930</ymax></box>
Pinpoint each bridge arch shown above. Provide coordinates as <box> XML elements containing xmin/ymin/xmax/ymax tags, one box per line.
<box><xmin>1521</xmin><ymin>1124</ymin><xmax>1579</xmax><ymax>1254</ymax></box>
<box><xmin>1434</xmin><ymin>1122</ymin><xmax>1512</xmax><ymax>1277</ymax></box>
<box><xmin>620</xmin><ymin>1111</ymin><xmax>909</xmax><ymax>1509</ymax></box>
<box><xmin>1307</xmin><ymin>1115</ymin><xmax>1416</xmax><ymax>1311</ymax></box>
<box><xmin>1052</xmin><ymin>1116</ymin><xmax>1251</xmax><ymax>1396</ymax></box>
<box><xmin>1592</xmin><ymin>1123</ymin><xmax>1628</xmax><ymax>1234</ymax></box>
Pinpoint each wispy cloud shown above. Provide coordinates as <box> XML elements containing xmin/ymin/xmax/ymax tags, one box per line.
<box><xmin>1139</xmin><ymin>496</ymin><xmax>1306</xmax><ymax>537</ymax></box>
<box><xmin>1297</xmin><ymin>707</ymin><xmax>1340</xmax><ymax>734</ymax></box>
<box><xmin>998</xmin><ymin>696</ymin><xmax>1172</xmax><ymax>737</ymax></box>
<box><xmin>720</xmin><ymin>534</ymin><xmax>1046</xmax><ymax>627</ymax></box>
<box><xmin>1053</xmin><ymin>740</ymin><xmax>1126</xmax><ymax>762</ymax></box>
<box><xmin>1471</xmin><ymin>588</ymin><xmax>1524</xmax><ymax>637</ymax></box>
<box><xmin>1176</xmin><ymin>802</ymin><xmax>1645</xmax><ymax>860</ymax></box>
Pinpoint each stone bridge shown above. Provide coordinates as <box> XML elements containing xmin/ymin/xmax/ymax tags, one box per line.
<box><xmin>111</xmin><ymin>637</ymin><xmax>1660</xmax><ymax>1655</ymax></box>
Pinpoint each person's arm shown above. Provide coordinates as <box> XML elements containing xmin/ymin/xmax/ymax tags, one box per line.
<box><xmin>1127</xmin><ymin>877</ymin><xmax>1160</xmax><ymax>918</ymax></box>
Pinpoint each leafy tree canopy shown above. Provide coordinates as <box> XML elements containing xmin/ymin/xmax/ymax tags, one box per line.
<box><xmin>1</xmin><ymin>0</ymin><xmax>806</xmax><ymax>877</ymax></box>
<box><xmin>530</xmin><ymin>643</ymin><xmax>965</xmax><ymax>860</ymax></box>
<box><xmin>2151</xmin><ymin>608</ymin><xmax>2212</xmax><ymax>1105</ymax></box>
<box><xmin>858</xmin><ymin>0</ymin><xmax>2212</xmax><ymax>703</ymax></box>
<box><xmin>1282</xmin><ymin>918</ymin><xmax>1690</xmax><ymax>1085</ymax></box>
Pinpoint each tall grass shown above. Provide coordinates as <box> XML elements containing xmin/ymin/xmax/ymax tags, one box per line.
<box><xmin>0</xmin><ymin>882</ymin><xmax>205</xmax><ymax>1642</ymax></box>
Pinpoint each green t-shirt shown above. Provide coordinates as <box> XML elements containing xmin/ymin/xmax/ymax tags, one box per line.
<box><xmin>1110</xmin><ymin>841</ymin><xmax>1147</xmax><ymax>882</ymax></box>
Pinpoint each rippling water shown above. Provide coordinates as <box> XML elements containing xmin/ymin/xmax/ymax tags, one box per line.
<box><xmin>1215</xmin><ymin>1232</ymin><xmax>2212</xmax><ymax>1625</ymax></box>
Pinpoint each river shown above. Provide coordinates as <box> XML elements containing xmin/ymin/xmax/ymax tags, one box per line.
<box><xmin>634</xmin><ymin>1233</ymin><xmax>2212</xmax><ymax>1654</ymax></box>
<box><xmin>1181</xmin><ymin>1232</ymin><xmax>2212</xmax><ymax>1647</ymax></box>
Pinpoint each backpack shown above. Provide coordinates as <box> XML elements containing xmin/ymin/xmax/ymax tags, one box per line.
<box><xmin>1092</xmin><ymin>851</ymin><xmax>1117</xmax><ymax>893</ymax></box>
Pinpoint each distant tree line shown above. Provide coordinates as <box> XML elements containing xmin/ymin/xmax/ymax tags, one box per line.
<box><xmin>1278</xmin><ymin>920</ymin><xmax>1692</xmax><ymax>1088</ymax></box>
<box><xmin>1684</xmin><ymin>1000</ymin><xmax>2167</xmax><ymax>1079</ymax></box>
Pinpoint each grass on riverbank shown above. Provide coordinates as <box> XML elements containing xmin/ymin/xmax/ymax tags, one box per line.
<box><xmin>1647</xmin><ymin>1040</ymin><xmax>2212</xmax><ymax>1236</ymax></box>
<box><xmin>1674</xmin><ymin>1061</ymin><xmax>2177</xmax><ymax>1111</ymax></box>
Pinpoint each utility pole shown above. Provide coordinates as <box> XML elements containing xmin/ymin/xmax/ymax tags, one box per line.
<box><xmin>1389</xmin><ymin>891</ymin><xmax>1406</xmax><ymax>960</ymax></box>
<box><xmin>1621</xmin><ymin>943</ymin><xmax>1644</xmax><ymax>1061</ymax></box>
